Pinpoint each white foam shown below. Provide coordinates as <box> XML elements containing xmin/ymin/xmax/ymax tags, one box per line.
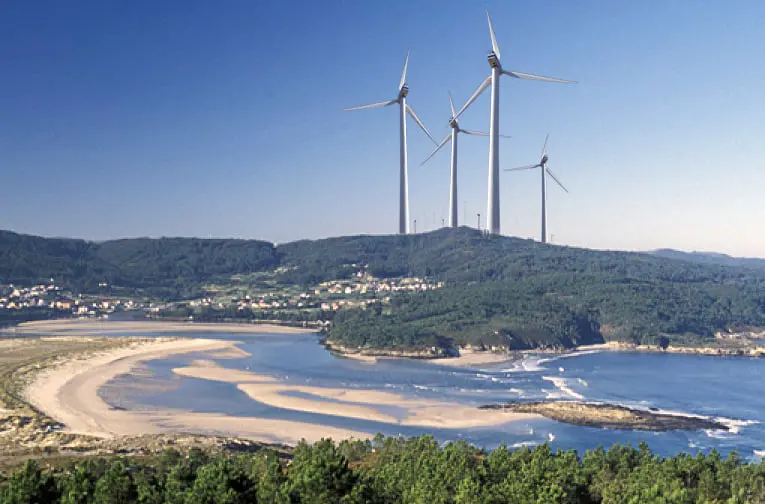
<box><xmin>714</xmin><ymin>417</ymin><xmax>759</xmax><ymax>434</ymax></box>
<box><xmin>548</xmin><ymin>432</ymin><xmax>556</xmax><ymax>442</ymax></box>
<box><xmin>542</xmin><ymin>376</ymin><xmax>585</xmax><ymax>400</ymax></box>
<box><xmin>511</xmin><ymin>440</ymin><xmax>539</xmax><ymax>449</ymax></box>
<box><xmin>754</xmin><ymin>449</ymin><xmax>765</xmax><ymax>457</ymax></box>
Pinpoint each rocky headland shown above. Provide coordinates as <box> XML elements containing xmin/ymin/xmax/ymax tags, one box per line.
<box><xmin>479</xmin><ymin>401</ymin><xmax>729</xmax><ymax>432</ymax></box>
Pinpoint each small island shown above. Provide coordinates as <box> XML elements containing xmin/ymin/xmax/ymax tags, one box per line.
<box><xmin>479</xmin><ymin>401</ymin><xmax>729</xmax><ymax>432</ymax></box>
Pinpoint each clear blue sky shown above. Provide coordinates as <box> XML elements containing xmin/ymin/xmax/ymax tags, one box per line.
<box><xmin>2</xmin><ymin>1</ymin><xmax>764</xmax><ymax>256</ymax></box>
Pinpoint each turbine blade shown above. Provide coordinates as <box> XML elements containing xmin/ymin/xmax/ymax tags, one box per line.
<box><xmin>460</xmin><ymin>129</ymin><xmax>489</xmax><ymax>136</ymax></box>
<box><xmin>421</xmin><ymin>132</ymin><xmax>452</xmax><ymax>166</ymax></box>
<box><xmin>541</xmin><ymin>133</ymin><xmax>549</xmax><ymax>157</ymax></box>
<box><xmin>460</xmin><ymin>129</ymin><xmax>512</xmax><ymax>138</ymax></box>
<box><xmin>487</xmin><ymin>10</ymin><xmax>501</xmax><ymax>62</ymax></box>
<box><xmin>546</xmin><ymin>167</ymin><xmax>569</xmax><ymax>193</ymax></box>
<box><xmin>344</xmin><ymin>99</ymin><xmax>398</xmax><ymax>111</ymax></box>
<box><xmin>502</xmin><ymin>69</ymin><xmax>577</xmax><ymax>84</ymax></box>
<box><xmin>503</xmin><ymin>164</ymin><xmax>539</xmax><ymax>172</ymax></box>
<box><xmin>448</xmin><ymin>91</ymin><xmax>456</xmax><ymax>118</ymax></box>
<box><xmin>399</xmin><ymin>50</ymin><xmax>409</xmax><ymax>90</ymax></box>
<box><xmin>406</xmin><ymin>104</ymin><xmax>437</xmax><ymax>144</ymax></box>
<box><xmin>454</xmin><ymin>75</ymin><xmax>491</xmax><ymax>119</ymax></box>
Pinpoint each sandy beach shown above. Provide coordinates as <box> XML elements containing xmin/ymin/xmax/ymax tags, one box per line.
<box><xmin>173</xmin><ymin>362</ymin><xmax>538</xmax><ymax>428</ymax></box>
<box><xmin>23</xmin><ymin>337</ymin><xmax>374</xmax><ymax>444</ymax></box>
<box><xmin>426</xmin><ymin>348</ymin><xmax>515</xmax><ymax>368</ymax></box>
<box><xmin>18</xmin><ymin>319</ymin><xmax>537</xmax><ymax>447</ymax></box>
<box><xmin>11</xmin><ymin>319</ymin><xmax>318</xmax><ymax>336</ymax></box>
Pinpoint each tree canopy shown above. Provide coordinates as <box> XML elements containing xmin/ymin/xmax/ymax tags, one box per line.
<box><xmin>2</xmin><ymin>437</ymin><xmax>765</xmax><ymax>503</ymax></box>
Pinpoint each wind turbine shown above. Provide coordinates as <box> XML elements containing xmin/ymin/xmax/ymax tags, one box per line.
<box><xmin>344</xmin><ymin>51</ymin><xmax>437</xmax><ymax>235</ymax></box>
<box><xmin>454</xmin><ymin>11</ymin><xmax>576</xmax><ymax>235</ymax></box>
<box><xmin>421</xmin><ymin>92</ymin><xmax>510</xmax><ymax>228</ymax></box>
<box><xmin>504</xmin><ymin>134</ymin><xmax>568</xmax><ymax>244</ymax></box>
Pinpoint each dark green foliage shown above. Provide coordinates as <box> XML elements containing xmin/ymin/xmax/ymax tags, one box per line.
<box><xmin>3</xmin><ymin>438</ymin><xmax>765</xmax><ymax>503</ymax></box>
<box><xmin>330</xmin><ymin>282</ymin><xmax>603</xmax><ymax>351</ymax></box>
<box><xmin>286</xmin><ymin>439</ymin><xmax>357</xmax><ymax>503</ymax></box>
<box><xmin>3</xmin><ymin>227</ymin><xmax>765</xmax><ymax>346</ymax></box>
<box><xmin>1</xmin><ymin>460</ymin><xmax>57</xmax><ymax>504</ymax></box>
<box><xmin>184</xmin><ymin>456</ymin><xmax>255</xmax><ymax>504</ymax></box>
<box><xmin>93</xmin><ymin>461</ymin><xmax>137</xmax><ymax>504</ymax></box>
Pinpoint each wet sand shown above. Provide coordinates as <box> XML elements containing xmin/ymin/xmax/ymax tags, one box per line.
<box><xmin>24</xmin><ymin>338</ymin><xmax>373</xmax><ymax>444</ymax></box>
<box><xmin>20</xmin><ymin>320</ymin><xmax>536</xmax><ymax>446</ymax></box>
<box><xmin>12</xmin><ymin>319</ymin><xmax>317</xmax><ymax>336</ymax></box>
<box><xmin>173</xmin><ymin>362</ymin><xmax>539</xmax><ymax>428</ymax></box>
<box><xmin>426</xmin><ymin>348</ymin><xmax>515</xmax><ymax>368</ymax></box>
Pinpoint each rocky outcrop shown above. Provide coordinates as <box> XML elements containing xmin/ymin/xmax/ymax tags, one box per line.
<box><xmin>480</xmin><ymin>401</ymin><xmax>728</xmax><ymax>432</ymax></box>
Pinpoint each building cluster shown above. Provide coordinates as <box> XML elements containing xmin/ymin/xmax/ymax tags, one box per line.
<box><xmin>0</xmin><ymin>283</ymin><xmax>137</xmax><ymax>317</ymax></box>
<box><xmin>186</xmin><ymin>274</ymin><xmax>444</xmax><ymax>315</ymax></box>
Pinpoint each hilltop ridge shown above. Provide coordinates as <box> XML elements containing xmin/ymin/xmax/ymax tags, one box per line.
<box><xmin>2</xmin><ymin>228</ymin><xmax>765</xmax><ymax>352</ymax></box>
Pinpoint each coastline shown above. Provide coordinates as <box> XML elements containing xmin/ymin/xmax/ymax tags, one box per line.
<box><xmin>172</xmin><ymin>361</ymin><xmax>539</xmax><ymax>428</ymax></box>
<box><xmin>10</xmin><ymin>318</ymin><xmax>318</xmax><ymax>336</ymax></box>
<box><xmin>18</xmin><ymin>321</ymin><xmax>537</xmax><ymax>447</ymax></box>
<box><xmin>23</xmin><ymin>336</ymin><xmax>375</xmax><ymax>445</ymax></box>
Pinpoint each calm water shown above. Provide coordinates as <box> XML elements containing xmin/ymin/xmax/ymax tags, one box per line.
<box><xmin>103</xmin><ymin>331</ymin><xmax>765</xmax><ymax>459</ymax></box>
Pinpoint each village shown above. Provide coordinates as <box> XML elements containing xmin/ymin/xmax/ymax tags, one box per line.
<box><xmin>178</xmin><ymin>270</ymin><xmax>445</xmax><ymax>318</ymax></box>
<box><xmin>1</xmin><ymin>268</ymin><xmax>445</xmax><ymax>325</ymax></box>
<box><xmin>0</xmin><ymin>281</ymin><xmax>141</xmax><ymax>320</ymax></box>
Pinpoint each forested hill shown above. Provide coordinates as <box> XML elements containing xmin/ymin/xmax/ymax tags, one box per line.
<box><xmin>3</xmin><ymin>228</ymin><xmax>765</xmax><ymax>348</ymax></box>
<box><xmin>652</xmin><ymin>248</ymin><xmax>765</xmax><ymax>271</ymax></box>
<box><xmin>3</xmin><ymin>227</ymin><xmax>764</xmax><ymax>294</ymax></box>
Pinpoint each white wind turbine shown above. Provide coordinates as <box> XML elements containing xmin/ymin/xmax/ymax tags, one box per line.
<box><xmin>344</xmin><ymin>51</ymin><xmax>437</xmax><ymax>235</ymax></box>
<box><xmin>504</xmin><ymin>134</ymin><xmax>568</xmax><ymax>244</ymax></box>
<box><xmin>421</xmin><ymin>92</ymin><xmax>510</xmax><ymax>228</ymax></box>
<box><xmin>454</xmin><ymin>11</ymin><xmax>576</xmax><ymax>235</ymax></box>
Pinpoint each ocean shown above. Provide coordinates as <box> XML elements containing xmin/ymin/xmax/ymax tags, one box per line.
<box><xmin>102</xmin><ymin>331</ymin><xmax>765</xmax><ymax>460</ymax></box>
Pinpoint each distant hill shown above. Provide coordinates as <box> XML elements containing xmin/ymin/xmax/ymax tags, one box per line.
<box><xmin>2</xmin><ymin>228</ymin><xmax>765</xmax><ymax>350</ymax></box>
<box><xmin>651</xmin><ymin>249</ymin><xmax>765</xmax><ymax>270</ymax></box>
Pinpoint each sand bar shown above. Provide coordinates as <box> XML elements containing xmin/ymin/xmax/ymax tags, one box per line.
<box><xmin>173</xmin><ymin>363</ymin><xmax>539</xmax><ymax>428</ymax></box>
<box><xmin>11</xmin><ymin>319</ymin><xmax>318</xmax><ymax>336</ymax></box>
<box><xmin>23</xmin><ymin>337</ymin><xmax>374</xmax><ymax>444</ymax></box>
<box><xmin>426</xmin><ymin>348</ymin><xmax>515</xmax><ymax>368</ymax></box>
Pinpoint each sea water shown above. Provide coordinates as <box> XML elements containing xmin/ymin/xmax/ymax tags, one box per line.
<box><xmin>102</xmin><ymin>331</ymin><xmax>765</xmax><ymax>460</ymax></box>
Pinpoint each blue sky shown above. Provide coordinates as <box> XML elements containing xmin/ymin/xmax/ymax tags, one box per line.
<box><xmin>2</xmin><ymin>1</ymin><xmax>764</xmax><ymax>256</ymax></box>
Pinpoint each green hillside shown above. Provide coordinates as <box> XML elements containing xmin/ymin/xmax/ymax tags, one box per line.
<box><xmin>2</xmin><ymin>228</ymin><xmax>765</xmax><ymax>349</ymax></box>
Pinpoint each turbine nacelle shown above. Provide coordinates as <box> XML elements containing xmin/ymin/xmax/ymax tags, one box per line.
<box><xmin>541</xmin><ymin>154</ymin><xmax>549</xmax><ymax>165</ymax></box>
<box><xmin>448</xmin><ymin>117</ymin><xmax>459</xmax><ymax>129</ymax></box>
<box><xmin>399</xmin><ymin>85</ymin><xmax>409</xmax><ymax>98</ymax></box>
<box><xmin>487</xmin><ymin>52</ymin><xmax>500</xmax><ymax>68</ymax></box>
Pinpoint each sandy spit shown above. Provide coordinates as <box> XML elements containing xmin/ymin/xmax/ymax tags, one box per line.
<box><xmin>13</xmin><ymin>319</ymin><xmax>318</xmax><ymax>335</ymax></box>
<box><xmin>24</xmin><ymin>339</ymin><xmax>373</xmax><ymax>445</ymax></box>
<box><xmin>173</xmin><ymin>364</ymin><xmax>539</xmax><ymax>429</ymax></box>
<box><xmin>426</xmin><ymin>348</ymin><xmax>515</xmax><ymax>368</ymax></box>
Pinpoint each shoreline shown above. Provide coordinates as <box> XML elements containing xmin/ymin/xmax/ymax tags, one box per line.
<box><xmin>172</xmin><ymin>361</ymin><xmax>538</xmax><ymax>428</ymax></box>
<box><xmin>326</xmin><ymin>337</ymin><xmax>765</xmax><ymax>366</ymax></box>
<box><xmin>22</xmin><ymin>336</ymin><xmax>375</xmax><ymax>445</ymax></box>
<box><xmin>10</xmin><ymin>318</ymin><xmax>318</xmax><ymax>336</ymax></box>
<box><xmin>18</xmin><ymin>321</ymin><xmax>537</xmax><ymax>447</ymax></box>
<box><xmin>480</xmin><ymin>401</ymin><xmax>730</xmax><ymax>432</ymax></box>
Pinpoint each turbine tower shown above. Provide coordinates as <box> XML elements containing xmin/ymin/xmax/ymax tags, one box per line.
<box><xmin>421</xmin><ymin>92</ymin><xmax>510</xmax><ymax>228</ymax></box>
<box><xmin>454</xmin><ymin>11</ymin><xmax>576</xmax><ymax>235</ymax></box>
<box><xmin>345</xmin><ymin>51</ymin><xmax>437</xmax><ymax>234</ymax></box>
<box><xmin>504</xmin><ymin>134</ymin><xmax>568</xmax><ymax>243</ymax></box>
